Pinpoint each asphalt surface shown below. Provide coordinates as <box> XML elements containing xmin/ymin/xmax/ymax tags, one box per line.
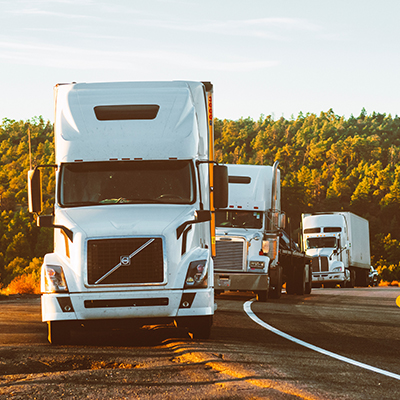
<box><xmin>0</xmin><ymin>287</ymin><xmax>399</xmax><ymax>399</ymax></box>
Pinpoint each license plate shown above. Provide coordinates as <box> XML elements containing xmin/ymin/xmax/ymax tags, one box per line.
<box><xmin>218</xmin><ymin>277</ymin><xmax>231</xmax><ymax>287</ymax></box>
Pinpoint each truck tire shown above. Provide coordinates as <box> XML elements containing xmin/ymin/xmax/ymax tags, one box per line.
<box><xmin>184</xmin><ymin>316</ymin><xmax>213</xmax><ymax>340</ymax></box>
<box><xmin>286</xmin><ymin>277</ymin><xmax>296</xmax><ymax>295</ymax></box>
<box><xmin>268</xmin><ymin>284</ymin><xmax>282</xmax><ymax>299</ymax></box>
<box><xmin>355</xmin><ymin>268</ymin><xmax>369</xmax><ymax>287</ymax></box>
<box><xmin>256</xmin><ymin>290</ymin><xmax>268</xmax><ymax>302</ymax></box>
<box><xmin>304</xmin><ymin>264</ymin><xmax>312</xmax><ymax>294</ymax></box>
<box><xmin>47</xmin><ymin>321</ymin><xmax>71</xmax><ymax>345</ymax></box>
<box><xmin>346</xmin><ymin>270</ymin><xmax>355</xmax><ymax>288</ymax></box>
<box><xmin>294</xmin><ymin>266</ymin><xmax>306</xmax><ymax>295</ymax></box>
<box><xmin>269</xmin><ymin>266</ymin><xmax>283</xmax><ymax>299</ymax></box>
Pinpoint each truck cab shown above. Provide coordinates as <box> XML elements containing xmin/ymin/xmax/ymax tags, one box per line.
<box><xmin>302</xmin><ymin>212</ymin><xmax>370</xmax><ymax>288</ymax></box>
<box><xmin>303</xmin><ymin>214</ymin><xmax>350</xmax><ymax>287</ymax></box>
<box><xmin>212</xmin><ymin>163</ymin><xmax>311</xmax><ymax>301</ymax></box>
<box><xmin>27</xmin><ymin>81</ymin><xmax>228</xmax><ymax>343</ymax></box>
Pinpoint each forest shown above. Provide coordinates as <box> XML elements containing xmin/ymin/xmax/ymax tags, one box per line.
<box><xmin>1</xmin><ymin>109</ymin><xmax>400</xmax><ymax>293</ymax></box>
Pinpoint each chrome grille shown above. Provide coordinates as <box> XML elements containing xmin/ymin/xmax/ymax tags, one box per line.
<box><xmin>87</xmin><ymin>237</ymin><xmax>164</xmax><ymax>285</ymax></box>
<box><xmin>311</xmin><ymin>257</ymin><xmax>319</xmax><ymax>272</ymax></box>
<box><xmin>321</xmin><ymin>256</ymin><xmax>329</xmax><ymax>271</ymax></box>
<box><xmin>214</xmin><ymin>238</ymin><xmax>245</xmax><ymax>271</ymax></box>
<box><xmin>311</xmin><ymin>256</ymin><xmax>329</xmax><ymax>272</ymax></box>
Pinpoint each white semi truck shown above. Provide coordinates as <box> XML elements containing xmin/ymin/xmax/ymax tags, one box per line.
<box><xmin>213</xmin><ymin>163</ymin><xmax>312</xmax><ymax>301</ymax></box>
<box><xmin>28</xmin><ymin>81</ymin><xmax>228</xmax><ymax>343</ymax></box>
<box><xmin>302</xmin><ymin>212</ymin><xmax>371</xmax><ymax>287</ymax></box>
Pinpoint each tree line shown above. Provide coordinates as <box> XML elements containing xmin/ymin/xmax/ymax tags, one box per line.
<box><xmin>1</xmin><ymin>110</ymin><xmax>400</xmax><ymax>290</ymax></box>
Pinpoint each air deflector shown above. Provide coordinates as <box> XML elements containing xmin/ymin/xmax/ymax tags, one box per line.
<box><xmin>94</xmin><ymin>105</ymin><xmax>160</xmax><ymax>121</ymax></box>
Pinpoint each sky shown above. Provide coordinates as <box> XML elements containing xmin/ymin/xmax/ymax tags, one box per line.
<box><xmin>1</xmin><ymin>0</ymin><xmax>399</xmax><ymax>123</ymax></box>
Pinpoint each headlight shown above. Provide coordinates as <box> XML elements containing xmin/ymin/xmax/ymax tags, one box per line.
<box><xmin>44</xmin><ymin>265</ymin><xmax>68</xmax><ymax>293</ymax></box>
<box><xmin>184</xmin><ymin>260</ymin><xmax>208</xmax><ymax>288</ymax></box>
<box><xmin>249</xmin><ymin>261</ymin><xmax>265</xmax><ymax>269</ymax></box>
<box><xmin>333</xmin><ymin>266</ymin><xmax>343</xmax><ymax>272</ymax></box>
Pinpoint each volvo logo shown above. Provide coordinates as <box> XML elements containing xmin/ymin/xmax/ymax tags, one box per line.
<box><xmin>120</xmin><ymin>255</ymin><xmax>131</xmax><ymax>266</ymax></box>
<box><xmin>95</xmin><ymin>239</ymin><xmax>155</xmax><ymax>284</ymax></box>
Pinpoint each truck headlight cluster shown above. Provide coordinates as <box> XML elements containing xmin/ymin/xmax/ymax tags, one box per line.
<box><xmin>184</xmin><ymin>260</ymin><xmax>208</xmax><ymax>288</ymax></box>
<box><xmin>44</xmin><ymin>265</ymin><xmax>69</xmax><ymax>293</ymax></box>
<box><xmin>249</xmin><ymin>261</ymin><xmax>265</xmax><ymax>269</ymax></box>
<box><xmin>333</xmin><ymin>266</ymin><xmax>343</xmax><ymax>272</ymax></box>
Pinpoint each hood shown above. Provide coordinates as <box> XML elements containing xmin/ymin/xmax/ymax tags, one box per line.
<box><xmin>56</xmin><ymin>205</ymin><xmax>194</xmax><ymax>238</ymax></box>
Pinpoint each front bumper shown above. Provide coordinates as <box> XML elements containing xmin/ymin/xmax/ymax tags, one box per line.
<box><xmin>312</xmin><ymin>271</ymin><xmax>346</xmax><ymax>284</ymax></box>
<box><xmin>41</xmin><ymin>288</ymin><xmax>213</xmax><ymax>322</ymax></box>
<box><xmin>214</xmin><ymin>272</ymin><xmax>269</xmax><ymax>291</ymax></box>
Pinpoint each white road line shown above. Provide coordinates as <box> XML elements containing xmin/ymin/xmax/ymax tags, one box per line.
<box><xmin>243</xmin><ymin>300</ymin><xmax>400</xmax><ymax>381</ymax></box>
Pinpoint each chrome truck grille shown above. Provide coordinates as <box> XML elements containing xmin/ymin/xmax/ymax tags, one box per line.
<box><xmin>311</xmin><ymin>256</ymin><xmax>329</xmax><ymax>272</ymax></box>
<box><xmin>213</xmin><ymin>238</ymin><xmax>246</xmax><ymax>271</ymax></box>
<box><xmin>87</xmin><ymin>238</ymin><xmax>164</xmax><ymax>285</ymax></box>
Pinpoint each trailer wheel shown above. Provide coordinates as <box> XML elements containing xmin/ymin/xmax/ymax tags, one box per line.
<box><xmin>355</xmin><ymin>268</ymin><xmax>369</xmax><ymax>287</ymax></box>
<box><xmin>256</xmin><ymin>290</ymin><xmax>268</xmax><ymax>302</ymax></box>
<box><xmin>47</xmin><ymin>321</ymin><xmax>71</xmax><ymax>345</ymax></box>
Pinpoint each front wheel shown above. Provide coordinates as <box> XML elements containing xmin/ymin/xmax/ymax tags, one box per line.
<box><xmin>269</xmin><ymin>267</ymin><xmax>283</xmax><ymax>299</ymax></box>
<box><xmin>256</xmin><ymin>290</ymin><xmax>268</xmax><ymax>302</ymax></box>
<box><xmin>286</xmin><ymin>278</ymin><xmax>296</xmax><ymax>295</ymax></box>
<box><xmin>293</xmin><ymin>265</ymin><xmax>306</xmax><ymax>295</ymax></box>
<box><xmin>47</xmin><ymin>321</ymin><xmax>71</xmax><ymax>345</ymax></box>
<box><xmin>268</xmin><ymin>284</ymin><xmax>282</xmax><ymax>299</ymax></box>
<box><xmin>304</xmin><ymin>264</ymin><xmax>312</xmax><ymax>295</ymax></box>
<box><xmin>179</xmin><ymin>316</ymin><xmax>213</xmax><ymax>340</ymax></box>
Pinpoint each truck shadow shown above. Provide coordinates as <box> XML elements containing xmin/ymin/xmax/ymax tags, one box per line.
<box><xmin>69</xmin><ymin>323</ymin><xmax>192</xmax><ymax>347</ymax></box>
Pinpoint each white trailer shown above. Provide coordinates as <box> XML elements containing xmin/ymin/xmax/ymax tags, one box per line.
<box><xmin>302</xmin><ymin>212</ymin><xmax>371</xmax><ymax>287</ymax></box>
<box><xmin>213</xmin><ymin>163</ymin><xmax>312</xmax><ymax>301</ymax></box>
<box><xmin>28</xmin><ymin>81</ymin><xmax>228</xmax><ymax>343</ymax></box>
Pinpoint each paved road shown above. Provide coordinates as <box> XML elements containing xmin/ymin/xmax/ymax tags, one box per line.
<box><xmin>0</xmin><ymin>287</ymin><xmax>399</xmax><ymax>399</ymax></box>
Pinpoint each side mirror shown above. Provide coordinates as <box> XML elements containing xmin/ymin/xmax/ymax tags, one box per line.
<box><xmin>195</xmin><ymin>210</ymin><xmax>212</xmax><ymax>222</ymax></box>
<box><xmin>37</xmin><ymin>215</ymin><xmax>54</xmax><ymax>227</ymax></box>
<box><xmin>28</xmin><ymin>169</ymin><xmax>42</xmax><ymax>214</ymax></box>
<box><xmin>213</xmin><ymin>164</ymin><xmax>228</xmax><ymax>209</ymax></box>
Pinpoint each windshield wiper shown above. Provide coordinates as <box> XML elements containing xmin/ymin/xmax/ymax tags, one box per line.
<box><xmin>99</xmin><ymin>198</ymin><xmax>164</xmax><ymax>204</ymax></box>
<box><xmin>65</xmin><ymin>201</ymin><xmax>100</xmax><ymax>207</ymax></box>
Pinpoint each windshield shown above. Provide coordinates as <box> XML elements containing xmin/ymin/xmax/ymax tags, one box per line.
<box><xmin>306</xmin><ymin>237</ymin><xmax>337</xmax><ymax>249</ymax></box>
<box><xmin>59</xmin><ymin>160</ymin><xmax>195</xmax><ymax>206</ymax></box>
<box><xmin>215</xmin><ymin>210</ymin><xmax>263</xmax><ymax>229</ymax></box>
